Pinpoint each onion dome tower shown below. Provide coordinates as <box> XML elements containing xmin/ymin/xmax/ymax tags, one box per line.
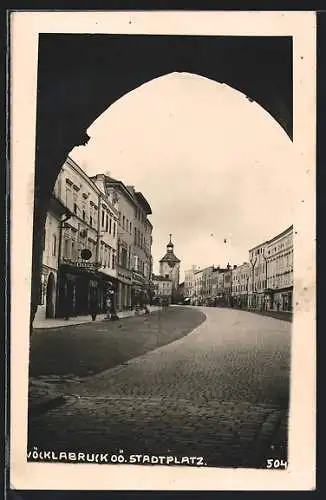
<box><xmin>159</xmin><ymin>234</ymin><xmax>181</xmax><ymax>297</ymax></box>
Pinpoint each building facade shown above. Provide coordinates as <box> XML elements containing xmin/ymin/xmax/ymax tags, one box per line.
<box><xmin>127</xmin><ymin>186</ymin><xmax>153</xmax><ymax>306</ymax></box>
<box><xmin>247</xmin><ymin>225</ymin><xmax>293</xmax><ymax>311</ymax></box>
<box><xmin>53</xmin><ymin>157</ymin><xmax>114</xmax><ymax>319</ymax></box>
<box><xmin>90</xmin><ymin>174</ymin><xmax>120</xmax><ymax>312</ymax></box>
<box><xmin>184</xmin><ymin>265</ymin><xmax>200</xmax><ymax>303</ymax></box>
<box><xmin>103</xmin><ymin>176</ymin><xmax>137</xmax><ymax>311</ymax></box>
<box><xmin>151</xmin><ymin>274</ymin><xmax>173</xmax><ymax>304</ymax></box>
<box><xmin>265</xmin><ymin>225</ymin><xmax>293</xmax><ymax>311</ymax></box>
<box><xmin>248</xmin><ymin>242</ymin><xmax>268</xmax><ymax>310</ymax></box>
<box><xmin>36</xmin><ymin>195</ymin><xmax>71</xmax><ymax>321</ymax></box>
<box><xmin>159</xmin><ymin>235</ymin><xmax>181</xmax><ymax>303</ymax></box>
<box><xmin>192</xmin><ymin>266</ymin><xmax>217</xmax><ymax>305</ymax></box>
<box><xmin>35</xmin><ymin>160</ymin><xmax>155</xmax><ymax>322</ymax></box>
<box><xmin>231</xmin><ymin>262</ymin><xmax>250</xmax><ymax>308</ymax></box>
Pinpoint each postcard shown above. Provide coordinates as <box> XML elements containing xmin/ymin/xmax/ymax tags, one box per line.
<box><xmin>10</xmin><ymin>10</ymin><xmax>316</xmax><ymax>491</ymax></box>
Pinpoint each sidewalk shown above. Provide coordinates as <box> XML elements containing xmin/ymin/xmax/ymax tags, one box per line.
<box><xmin>212</xmin><ymin>307</ymin><xmax>292</xmax><ymax>323</ymax></box>
<box><xmin>33</xmin><ymin>306</ymin><xmax>161</xmax><ymax>330</ymax></box>
<box><xmin>245</xmin><ymin>309</ymin><xmax>293</xmax><ymax>323</ymax></box>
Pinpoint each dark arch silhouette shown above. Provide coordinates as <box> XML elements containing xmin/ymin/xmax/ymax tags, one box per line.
<box><xmin>45</xmin><ymin>272</ymin><xmax>55</xmax><ymax>319</ymax></box>
<box><xmin>30</xmin><ymin>34</ymin><xmax>293</xmax><ymax>328</ymax></box>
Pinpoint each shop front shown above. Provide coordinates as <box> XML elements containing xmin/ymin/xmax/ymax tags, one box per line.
<box><xmin>271</xmin><ymin>287</ymin><xmax>293</xmax><ymax>312</ymax></box>
<box><xmin>131</xmin><ymin>271</ymin><xmax>147</xmax><ymax>308</ymax></box>
<box><xmin>56</xmin><ymin>261</ymin><xmax>105</xmax><ymax>318</ymax></box>
<box><xmin>264</xmin><ymin>288</ymin><xmax>274</xmax><ymax>311</ymax></box>
<box><xmin>116</xmin><ymin>268</ymin><xmax>132</xmax><ymax>311</ymax></box>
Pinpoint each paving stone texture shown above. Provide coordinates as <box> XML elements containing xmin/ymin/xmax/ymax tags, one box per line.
<box><xmin>28</xmin><ymin>306</ymin><xmax>291</xmax><ymax>469</ymax></box>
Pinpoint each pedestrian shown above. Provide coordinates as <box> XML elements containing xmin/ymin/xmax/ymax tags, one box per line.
<box><xmin>90</xmin><ymin>291</ymin><xmax>98</xmax><ymax>322</ymax></box>
<box><xmin>105</xmin><ymin>296</ymin><xmax>111</xmax><ymax>320</ymax></box>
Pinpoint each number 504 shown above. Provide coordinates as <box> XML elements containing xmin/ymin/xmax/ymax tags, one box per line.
<box><xmin>266</xmin><ymin>459</ymin><xmax>288</xmax><ymax>469</ymax></box>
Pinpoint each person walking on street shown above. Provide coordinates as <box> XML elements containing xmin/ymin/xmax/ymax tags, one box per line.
<box><xmin>105</xmin><ymin>296</ymin><xmax>111</xmax><ymax>320</ymax></box>
<box><xmin>90</xmin><ymin>289</ymin><xmax>98</xmax><ymax>322</ymax></box>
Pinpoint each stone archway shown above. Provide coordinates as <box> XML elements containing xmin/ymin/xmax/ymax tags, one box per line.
<box><xmin>30</xmin><ymin>34</ymin><xmax>293</xmax><ymax>329</ymax></box>
<box><xmin>45</xmin><ymin>272</ymin><xmax>56</xmax><ymax>319</ymax></box>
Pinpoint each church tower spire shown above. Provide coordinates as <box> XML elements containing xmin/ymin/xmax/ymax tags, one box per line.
<box><xmin>167</xmin><ymin>234</ymin><xmax>174</xmax><ymax>251</ymax></box>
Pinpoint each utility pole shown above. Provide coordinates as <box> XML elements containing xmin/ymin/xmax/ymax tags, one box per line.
<box><xmin>249</xmin><ymin>255</ymin><xmax>257</xmax><ymax>309</ymax></box>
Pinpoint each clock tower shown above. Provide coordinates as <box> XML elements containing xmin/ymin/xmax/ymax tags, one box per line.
<box><xmin>159</xmin><ymin>235</ymin><xmax>181</xmax><ymax>301</ymax></box>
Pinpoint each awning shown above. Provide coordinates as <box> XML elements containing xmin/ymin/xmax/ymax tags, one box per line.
<box><xmin>118</xmin><ymin>276</ymin><xmax>133</xmax><ymax>285</ymax></box>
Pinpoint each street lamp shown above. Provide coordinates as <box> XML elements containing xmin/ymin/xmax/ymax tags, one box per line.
<box><xmin>56</xmin><ymin>211</ymin><xmax>72</xmax><ymax>319</ymax></box>
<box><xmin>262</xmin><ymin>247</ymin><xmax>269</xmax><ymax>311</ymax></box>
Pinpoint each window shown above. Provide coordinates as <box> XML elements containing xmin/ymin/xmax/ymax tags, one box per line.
<box><xmin>101</xmin><ymin>211</ymin><xmax>105</xmax><ymax>227</ymax></box>
<box><xmin>113</xmin><ymin>222</ymin><xmax>116</xmax><ymax>238</ymax></box>
<box><xmin>105</xmin><ymin>214</ymin><xmax>109</xmax><ymax>232</ymax></box>
<box><xmin>73</xmin><ymin>203</ymin><xmax>78</xmax><ymax>214</ymax></box>
<box><xmin>129</xmin><ymin>222</ymin><xmax>132</xmax><ymax>233</ymax></box>
<box><xmin>63</xmin><ymin>239</ymin><xmax>69</xmax><ymax>258</ymax></box>
<box><xmin>71</xmin><ymin>241</ymin><xmax>75</xmax><ymax>259</ymax></box>
<box><xmin>134</xmin><ymin>228</ymin><xmax>137</xmax><ymax>245</ymax></box>
<box><xmin>121</xmin><ymin>247</ymin><xmax>128</xmax><ymax>268</ymax></box>
<box><xmin>109</xmin><ymin>217</ymin><xmax>112</xmax><ymax>234</ymax></box>
<box><xmin>90</xmin><ymin>216</ymin><xmax>93</xmax><ymax>227</ymax></box>
<box><xmin>123</xmin><ymin>215</ymin><xmax>125</xmax><ymax>229</ymax></box>
<box><xmin>82</xmin><ymin>210</ymin><xmax>86</xmax><ymax>220</ymax></box>
<box><xmin>112</xmin><ymin>252</ymin><xmax>116</xmax><ymax>269</ymax></box>
<box><xmin>66</xmin><ymin>187</ymin><xmax>72</xmax><ymax>209</ymax></box>
<box><xmin>52</xmin><ymin>234</ymin><xmax>57</xmax><ymax>256</ymax></box>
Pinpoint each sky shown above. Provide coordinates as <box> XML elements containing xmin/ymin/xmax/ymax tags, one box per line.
<box><xmin>70</xmin><ymin>72</ymin><xmax>295</xmax><ymax>282</ymax></box>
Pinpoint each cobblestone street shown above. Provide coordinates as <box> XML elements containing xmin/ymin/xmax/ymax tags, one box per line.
<box><xmin>28</xmin><ymin>306</ymin><xmax>291</xmax><ymax>469</ymax></box>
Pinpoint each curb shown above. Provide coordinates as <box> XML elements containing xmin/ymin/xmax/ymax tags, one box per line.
<box><xmin>234</xmin><ymin>309</ymin><xmax>292</xmax><ymax>323</ymax></box>
<box><xmin>28</xmin><ymin>395</ymin><xmax>68</xmax><ymax>418</ymax></box>
<box><xmin>33</xmin><ymin>309</ymin><xmax>163</xmax><ymax>330</ymax></box>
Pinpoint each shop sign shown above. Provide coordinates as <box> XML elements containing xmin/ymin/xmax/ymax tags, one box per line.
<box><xmin>61</xmin><ymin>258</ymin><xmax>101</xmax><ymax>271</ymax></box>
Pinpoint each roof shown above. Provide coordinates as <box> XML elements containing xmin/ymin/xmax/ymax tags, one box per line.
<box><xmin>134</xmin><ymin>191</ymin><xmax>152</xmax><ymax>215</ymax></box>
<box><xmin>266</xmin><ymin>225</ymin><xmax>293</xmax><ymax>244</ymax></box>
<box><xmin>249</xmin><ymin>225</ymin><xmax>293</xmax><ymax>252</ymax></box>
<box><xmin>103</xmin><ymin>175</ymin><xmax>138</xmax><ymax>207</ymax></box>
<box><xmin>159</xmin><ymin>252</ymin><xmax>181</xmax><ymax>264</ymax></box>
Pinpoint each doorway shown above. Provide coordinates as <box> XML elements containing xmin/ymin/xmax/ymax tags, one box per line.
<box><xmin>45</xmin><ymin>272</ymin><xmax>56</xmax><ymax>318</ymax></box>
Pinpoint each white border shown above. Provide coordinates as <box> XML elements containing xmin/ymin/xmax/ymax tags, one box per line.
<box><xmin>10</xmin><ymin>11</ymin><xmax>316</xmax><ymax>491</ymax></box>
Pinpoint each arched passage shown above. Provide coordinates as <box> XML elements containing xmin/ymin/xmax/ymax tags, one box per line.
<box><xmin>30</xmin><ymin>34</ymin><xmax>293</xmax><ymax>328</ymax></box>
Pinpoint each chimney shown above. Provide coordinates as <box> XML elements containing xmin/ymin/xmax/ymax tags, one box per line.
<box><xmin>233</xmin><ymin>265</ymin><xmax>237</xmax><ymax>269</ymax></box>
